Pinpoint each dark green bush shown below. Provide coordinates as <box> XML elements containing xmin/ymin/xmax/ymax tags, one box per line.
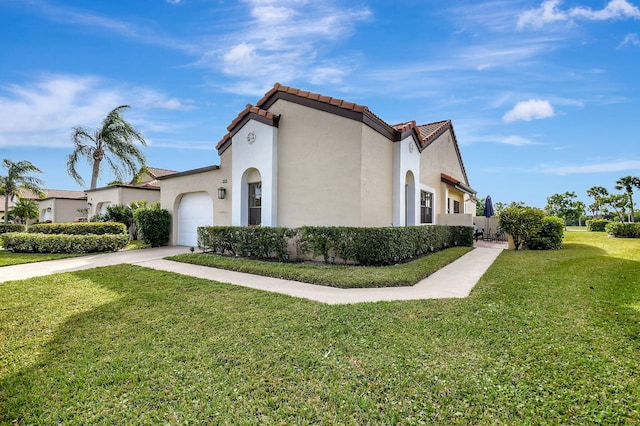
<box><xmin>300</xmin><ymin>226</ymin><xmax>471</xmax><ymax>265</ymax></box>
<box><xmin>197</xmin><ymin>225</ymin><xmax>472</xmax><ymax>265</ymax></box>
<box><xmin>526</xmin><ymin>216</ymin><xmax>564</xmax><ymax>250</ymax></box>
<box><xmin>586</xmin><ymin>219</ymin><xmax>610</xmax><ymax>232</ymax></box>
<box><xmin>28</xmin><ymin>222</ymin><xmax>127</xmax><ymax>235</ymax></box>
<box><xmin>134</xmin><ymin>208</ymin><xmax>171</xmax><ymax>247</ymax></box>
<box><xmin>198</xmin><ymin>226</ymin><xmax>294</xmax><ymax>260</ymax></box>
<box><xmin>606</xmin><ymin>222</ymin><xmax>640</xmax><ymax>238</ymax></box>
<box><xmin>498</xmin><ymin>206</ymin><xmax>546</xmax><ymax>250</ymax></box>
<box><xmin>0</xmin><ymin>223</ymin><xmax>25</xmax><ymax>234</ymax></box>
<box><xmin>1</xmin><ymin>232</ymin><xmax>129</xmax><ymax>253</ymax></box>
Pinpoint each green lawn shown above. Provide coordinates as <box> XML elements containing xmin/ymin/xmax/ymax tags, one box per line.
<box><xmin>0</xmin><ymin>240</ymin><xmax>149</xmax><ymax>266</ymax></box>
<box><xmin>1</xmin><ymin>231</ymin><xmax>639</xmax><ymax>424</ymax></box>
<box><xmin>167</xmin><ymin>246</ymin><xmax>472</xmax><ymax>288</ymax></box>
<box><xmin>0</xmin><ymin>250</ymin><xmax>83</xmax><ymax>266</ymax></box>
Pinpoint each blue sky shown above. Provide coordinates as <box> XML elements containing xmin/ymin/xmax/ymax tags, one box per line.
<box><xmin>1</xmin><ymin>0</ymin><xmax>639</xmax><ymax>209</ymax></box>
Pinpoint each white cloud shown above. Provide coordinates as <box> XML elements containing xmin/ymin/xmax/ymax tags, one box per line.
<box><xmin>502</xmin><ymin>99</ymin><xmax>555</xmax><ymax>122</ymax></box>
<box><xmin>498</xmin><ymin>135</ymin><xmax>540</xmax><ymax>146</ymax></box>
<box><xmin>518</xmin><ymin>0</ymin><xmax>640</xmax><ymax>29</ymax></box>
<box><xmin>205</xmin><ymin>1</ymin><xmax>372</xmax><ymax>89</ymax></box>
<box><xmin>618</xmin><ymin>32</ymin><xmax>640</xmax><ymax>48</ymax></box>
<box><xmin>0</xmin><ymin>74</ymin><xmax>193</xmax><ymax>148</ymax></box>
<box><xmin>166</xmin><ymin>0</ymin><xmax>183</xmax><ymax>4</ymax></box>
<box><xmin>541</xmin><ymin>160</ymin><xmax>640</xmax><ymax>175</ymax></box>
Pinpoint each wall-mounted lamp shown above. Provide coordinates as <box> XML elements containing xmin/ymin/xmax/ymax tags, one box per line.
<box><xmin>218</xmin><ymin>187</ymin><xmax>226</xmax><ymax>199</ymax></box>
<box><xmin>46</xmin><ymin>207</ymin><xmax>52</xmax><ymax>212</ymax></box>
<box><xmin>87</xmin><ymin>202</ymin><xmax>92</xmax><ymax>207</ymax></box>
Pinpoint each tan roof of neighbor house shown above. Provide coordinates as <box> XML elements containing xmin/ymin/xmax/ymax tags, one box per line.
<box><xmin>145</xmin><ymin>167</ymin><xmax>178</xmax><ymax>179</ymax></box>
<box><xmin>214</xmin><ymin>83</ymin><xmax>471</xmax><ymax>186</ymax></box>
<box><xmin>17</xmin><ymin>188</ymin><xmax>87</xmax><ymax>200</ymax></box>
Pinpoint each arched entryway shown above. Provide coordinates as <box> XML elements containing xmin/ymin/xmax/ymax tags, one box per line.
<box><xmin>405</xmin><ymin>171</ymin><xmax>416</xmax><ymax>226</ymax></box>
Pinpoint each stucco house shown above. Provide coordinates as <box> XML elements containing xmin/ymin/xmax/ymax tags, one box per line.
<box><xmin>1</xmin><ymin>189</ymin><xmax>87</xmax><ymax>224</ymax></box>
<box><xmin>159</xmin><ymin>83</ymin><xmax>477</xmax><ymax>247</ymax></box>
<box><xmin>38</xmin><ymin>190</ymin><xmax>88</xmax><ymax>223</ymax></box>
<box><xmin>86</xmin><ymin>167</ymin><xmax>177</xmax><ymax>218</ymax></box>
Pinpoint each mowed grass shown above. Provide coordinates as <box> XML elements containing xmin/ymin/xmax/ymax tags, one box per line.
<box><xmin>167</xmin><ymin>246</ymin><xmax>472</xmax><ymax>288</ymax></box>
<box><xmin>1</xmin><ymin>231</ymin><xmax>639</xmax><ymax>424</ymax></box>
<box><xmin>0</xmin><ymin>240</ymin><xmax>149</xmax><ymax>266</ymax></box>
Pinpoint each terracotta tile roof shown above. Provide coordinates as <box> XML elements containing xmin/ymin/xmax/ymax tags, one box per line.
<box><xmin>145</xmin><ymin>167</ymin><xmax>177</xmax><ymax>179</ymax></box>
<box><xmin>226</xmin><ymin>104</ymin><xmax>278</xmax><ymax>132</ymax></box>
<box><xmin>215</xmin><ymin>104</ymin><xmax>279</xmax><ymax>151</ymax></box>
<box><xmin>441</xmin><ymin>173</ymin><xmax>461</xmax><ymax>186</ymax></box>
<box><xmin>417</xmin><ymin>120</ymin><xmax>451</xmax><ymax>147</ymax></box>
<box><xmin>392</xmin><ymin>121</ymin><xmax>417</xmax><ymax>134</ymax></box>
<box><xmin>17</xmin><ymin>188</ymin><xmax>86</xmax><ymax>200</ymax></box>
<box><xmin>256</xmin><ymin>83</ymin><xmax>368</xmax><ymax>113</ymax></box>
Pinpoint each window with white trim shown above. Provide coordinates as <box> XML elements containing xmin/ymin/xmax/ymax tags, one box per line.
<box><xmin>421</xmin><ymin>190</ymin><xmax>433</xmax><ymax>224</ymax></box>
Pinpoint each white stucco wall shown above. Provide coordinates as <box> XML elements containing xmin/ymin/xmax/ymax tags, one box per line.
<box><xmin>393</xmin><ymin>135</ymin><xmax>422</xmax><ymax>226</ymax></box>
<box><xmin>231</xmin><ymin>121</ymin><xmax>278</xmax><ymax>226</ymax></box>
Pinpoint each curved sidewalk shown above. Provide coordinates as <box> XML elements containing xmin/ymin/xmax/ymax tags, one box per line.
<box><xmin>0</xmin><ymin>244</ymin><xmax>504</xmax><ymax>305</ymax></box>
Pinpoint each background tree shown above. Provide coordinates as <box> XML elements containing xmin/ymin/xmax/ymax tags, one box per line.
<box><xmin>545</xmin><ymin>191</ymin><xmax>585</xmax><ymax>228</ymax></box>
<box><xmin>614</xmin><ymin>176</ymin><xmax>640</xmax><ymax>222</ymax></box>
<box><xmin>498</xmin><ymin>206</ymin><xmax>545</xmax><ymax>250</ymax></box>
<box><xmin>1</xmin><ymin>159</ymin><xmax>45</xmax><ymax>224</ymax></box>
<box><xmin>493</xmin><ymin>201</ymin><xmax>525</xmax><ymax>216</ymax></box>
<box><xmin>67</xmin><ymin>105</ymin><xmax>147</xmax><ymax>189</ymax></box>
<box><xmin>600</xmin><ymin>193</ymin><xmax>629</xmax><ymax>222</ymax></box>
<box><xmin>10</xmin><ymin>198</ymin><xmax>39</xmax><ymax>225</ymax></box>
<box><xmin>586</xmin><ymin>186</ymin><xmax>609</xmax><ymax>218</ymax></box>
<box><xmin>475</xmin><ymin>198</ymin><xmax>485</xmax><ymax>217</ymax></box>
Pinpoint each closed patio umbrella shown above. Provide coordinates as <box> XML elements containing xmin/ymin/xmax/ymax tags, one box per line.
<box><xmin>483</xmin><ymin>195</ymin><xmax>494</xmax><ymax>239</ymax></box>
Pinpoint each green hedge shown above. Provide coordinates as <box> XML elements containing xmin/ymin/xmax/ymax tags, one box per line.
<box><xmin>134</xmin><ymin>208</ymin><xmax>171</xmax><ymax>247</ymax></box>
<box><xmin>197</xmin><ymin>225</ymin><xmax>473</xmax><ymax>265</ymax></box>
<box><xmin>606</xmin><ymin>222</ymin><xmax>640</xmax><ymax>238</ymax></box>
<box><xmin>27</xmin><ymin>222</ymin><xmax>127</xmax><ymax>235</ymax></box>
<box><xmin>586</xmin><ymin>219</ymin><xmax>610</xmax><ymax>232</ymax></box>
<box><xmin>0</xmin><ymin>223</ymin><xmax>25</xmax><ymax>234</ymax></box>
<box><xmin>1</xmin><ymin>232</ymin><xmax>130</xmax><ymax>253</ymax></box>
<box><xmin>525</xmin><ymin>216</ymin><xmax>564</xmax><ymax>250</ymax></box>
<box><xmin>197</xmin><ymin>226</ymin><xmax>295</xmax><ymax>260</ymax></box>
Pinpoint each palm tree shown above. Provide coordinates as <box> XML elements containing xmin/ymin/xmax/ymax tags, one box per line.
<box><xmin>1</xmin><ymin>159</ymin><xmax>45</xmax><ymax>224</ymax></box>
<box><xmin>67</xmin><ymin>105</ymin><xmax>147</xmax><ymax>189</ymax></box>
<box><xmin>586</xmin><ymin>185</ymin><xmax>609</xmax><ymax>218</ymax></box>
<box><xmin>614</xmin><ymin>176</ymin><xmax>640</xmax><ymax>222</ymax></box>
<box><xmin>10</xmin><ymin>198</ymin><xmax>39</xmax><ymax>226</ymax></box>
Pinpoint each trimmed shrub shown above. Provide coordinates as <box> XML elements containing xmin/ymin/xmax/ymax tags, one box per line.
<box><xmin>28</xmin><ymin>222</ymin><xmax>127</xmax><ymax>235</ymax></box>
<box><xmin>526</xmin><ymin>216</ymin><xmax>564</xmax><ymax>250</ymax></box>
<box><xmin>0</xmin><ymin>223</ymin><xmax>25</xmax><ymax>234</ymax></box>
<box><xmin>197</xmin><ymin>225</ymin><xmax>473</xmax><ymax>265</ymax></box>
<box><xmin>586</xmin><ymin>219</ymin><xmax>610</xmax><ymax>232</ymax></box>
<box><xmin>498</xmin><ymin>207</ymin><xmax>546</xmax><ymax>250</ymax></box>
<box><xmin>197</xmin><ymin>226</ymin><xmax>294</xmax><ymax>260</ymax></box>
<box><xmin>1</xmin><ymin>232</ymin><xmax>129</xmax><ymax>253</ymax></box>
<box><xmin>606</xmin><ymin>222</ymin><xmax>640</xmax><ymax>238</ymax></box>
<box><xmin>134</xmin><ymin>208</ymin><xmax>171</xmax><ymax>247</ymax></box>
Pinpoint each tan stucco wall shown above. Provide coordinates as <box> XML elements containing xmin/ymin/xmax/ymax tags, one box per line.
<box><xmin>270</xmin><ymin>100</ymin><xmax>365</xmax><ymax>227</ymax></box>
<box><xmin>420</xmin><ymin>129</ymin><xmax>469</xmax><ymax>218</ymax></box>
<box><xmin>360</xmin><ymin>124</ymin><xmax>393</xmax><ymax>226</ymax></box>
<box><xmin>52</xmin><ymin>199</ymin><xmax>87</xmax><ymax>222</ymax></box>
<box><xmin>159</xmin><ymin>166</ymin><xmax>228</xmax><ymax>245</ymax></box>
<box><xmin>86</xmin><ymin>187</ymin><xmax>160</xmax><ymax>217</ymax></box>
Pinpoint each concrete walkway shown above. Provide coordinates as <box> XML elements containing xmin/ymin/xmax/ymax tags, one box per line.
<box><xmin>0</xmin><ymin>244</ymin><xmax>504</xmax><ymax>305</ymax></box>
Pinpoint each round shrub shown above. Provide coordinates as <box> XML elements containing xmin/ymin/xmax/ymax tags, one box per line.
<box><xmin>526</xmin><ymin>216</ymin><xmax>564</xmax><ymax>250</ymax></box>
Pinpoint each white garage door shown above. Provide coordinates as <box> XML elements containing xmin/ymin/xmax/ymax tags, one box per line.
<box><xmin>177</xmin><ymin>192</ymin><xmax>213</xmax><ymax>247</ymax></box>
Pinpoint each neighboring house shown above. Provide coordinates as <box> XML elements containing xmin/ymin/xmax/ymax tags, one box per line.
<box><xmin>2</xmin><ymin>189</ymin><xmax>87</xmax><ymax>224</ymax></box>
<box><xmin>38</xmin><ymin>190</ymin><xmax>88</xmax><ymax>223</ymax></box>
<box><xmin>160</xmin><ymin>83</ymin><xmax>477</xmax><ymax>247</ymax></box>
<box><xmin>86</xmin><ymin>167</ymin><xmax>177</xmax><ymax>217</ymax></box>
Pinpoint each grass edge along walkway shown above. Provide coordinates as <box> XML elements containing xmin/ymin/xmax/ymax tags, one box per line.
<box><xmin>166</xmin><ymin>246</ymin><xmax>473</xmax><ymax>289</ymax></box>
